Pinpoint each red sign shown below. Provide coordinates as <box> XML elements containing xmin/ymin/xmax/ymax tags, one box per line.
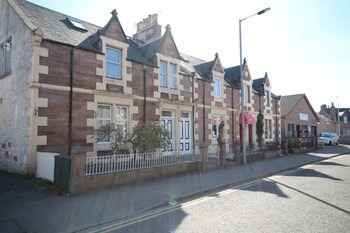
<box><xmin>239</xmin><ymin>113</ymin><xmax>256</xmax><ymax>124</ymax></box>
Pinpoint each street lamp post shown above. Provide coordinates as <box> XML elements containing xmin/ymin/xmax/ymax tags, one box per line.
<box><xmin>239</xmin><ymin>7</ymin><xmax>271</xmax><ymax>164</ymax></box>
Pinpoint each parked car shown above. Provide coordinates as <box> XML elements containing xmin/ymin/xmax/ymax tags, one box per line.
<box><xmin>318</xmin><ymin>132</ymin><xmax>339</xmax><ymax>145</ymax></box>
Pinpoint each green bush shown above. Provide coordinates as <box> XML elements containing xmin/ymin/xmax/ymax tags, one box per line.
<box><xmin>94</xmin><ymin>122</ymin><xmax>170</xmax><ymax>154</ymax></box>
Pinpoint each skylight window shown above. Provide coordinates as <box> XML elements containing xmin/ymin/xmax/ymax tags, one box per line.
<box><xmin>67</xmin><ymin>18</ymin><xmax>87</xmax><ymax>31</ymax></box>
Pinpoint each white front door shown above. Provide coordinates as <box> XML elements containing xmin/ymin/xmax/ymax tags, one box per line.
<box><xmin>162</xmin><ymin>111</ymin><xmax>175</xmax><ymax>152</ymax></box>
<box><xmin>180</xmin><ymin>112</ymin><xmax>192</xmax><ymax>154</ymax></box>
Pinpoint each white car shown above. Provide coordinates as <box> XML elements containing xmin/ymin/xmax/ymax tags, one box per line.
<box><xmin>318</xmin><ymin>132</ymin><xmax>339</xmax><ymax>145</ymax></box>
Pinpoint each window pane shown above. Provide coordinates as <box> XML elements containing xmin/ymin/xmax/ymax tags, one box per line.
<box><xmin>106</xmin><ymin>63</ymin><xmax>120</xmax><ymax>78</ymax></box>
<box><xmin>162</xmin><ymin>111</ymin><xmax>172</xmax><ymax>117</ymax></box>
<box><xmin>98</xmin><ymin>105</ymin><xmax>111</xmax><ymax>119</ymax></box>
<box><xmin>181</xmin><ymin>112</ymin><xmax>189</xmax><ymax>118</ymax></box>
<box><xmin>115</xmin><ymin>106</ymin><xmax>127</xmax><ymax>120</ymax></box>
<box><xmin>212</xmin><ymin>115</ymin><xmax>221</xmax><ymax>139</ymax></box>
<box><xmin>1</xmin><ymin>41</ymin><xmax>12</xmax><ymax>76</ymax></box>
<box><xmin>106</xmin><ymin>47</ymin><xmax>121</xmax><ymax>79</ymax></box>
<box><xmin>170</xmin><ymin>64</ymin><xmax>176</xmax><ymax>89</ymax></box>
<box><xmin>214</xmin><ymin>78</ymin><xmax>221</xmax><ymax>98</ymax></box>
<box><xmin>115</xmin><ymin>106</ymin><xmax>128</xmax><ymax>139</ymax></box>
<box><xmin>106</xmin><ymin>48</ymin><xmax>120</xmax><ymax>63</ymax></box>
<box><xmin>160</xmin><ymin>61</ymin><xmax>167</xmax><ymax>87</ymax></box>
<box><xmin>97</xmin><ymin>105</ymin><xmax>111</xmax><ymax>143</ymax></box>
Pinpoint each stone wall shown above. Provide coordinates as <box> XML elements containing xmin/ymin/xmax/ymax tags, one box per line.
<box><xmin>340</xmin><ymin>136</ymin><xmax>350</xmax><ymax>145</ymax></box>
<box><xmin>0</xmin><ymin>1</ymin><xmax>33</xmax><ymax>174</ymax></box>
<box><xmin>69</xmin><ymin>152</ymin><xmax>203</xmax><ymax>194</ymax></box>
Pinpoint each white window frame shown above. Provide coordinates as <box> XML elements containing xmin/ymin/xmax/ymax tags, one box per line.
<box><xmin>214</xmin><ymin>77</ymin><xmax>222</xmax><ymax>98</ymax></box>
<box><xmin>159</xmin><ymin>61</ymin><xmax>177</xmax><ymax>90</ymax></box>
<box><xmin>97</xmin><ymin>104</ymin><xmax>112</xmax><ymax>143</ymax></box>
<box><xmin>244</xmin><ymin>85</ymin><xmax>251</xmax><ymax>103</ymax></box>
<box><xmin>212</xmin><ymin>115</ymin><xmax>222</xmax><ymax>139</ymax></box>
<box><xmin>170</xmin><ymin>63</ymin><xmax>176</xmax><ymax>89</ymax></box>
<box><xmin>96</xmin><ymin>104</ymin><xmax>128</xmax><ymax>144</ymax></box>
<box><xmin>106</xmin><ymin>47</ymin><xmax>121</xmax><ymax>79</ymax></box>
<box><xmin>115</xmin><ymin>106</ymin><xmax>128</xmax><ymax>139</ymax></box>
<box><xmin>265</xmin><ymin>91</ymin><xmax>270</xmax><ymax>107</ymax></box>
<box><xmin>160</xmin><ymin>61</ymin><xmax>167</xmax><ymax>87</ymax></box>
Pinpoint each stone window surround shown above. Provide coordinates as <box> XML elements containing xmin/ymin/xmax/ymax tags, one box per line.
<box><xmin>96</xmin><ymin>36</ymin><xmax>132</xmax><ymax>94</ymax></box>
<box><xmin>87</xmin><ymin>94</ymin><xmax>138</xmax><ymax>156</ymax></box>
<box><xmin>156</xmin><ymin>53</ymin><xmax>183</xmax><ymax>100</ymax></box>
<box><xmin>211</xmin><ymin>71</ymin><xmax>226</xmax><ymax>107</ymax></box>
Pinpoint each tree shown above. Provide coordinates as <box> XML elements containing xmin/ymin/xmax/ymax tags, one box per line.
<box><xmin>130</xmin><ymin>122</ymin><xmax>170</xmax><ymax>153</ymax></box>
<box><xmin>256</xmin><ymin>112</ymin><xmax>264</xmax><ymax>148</ymax></box>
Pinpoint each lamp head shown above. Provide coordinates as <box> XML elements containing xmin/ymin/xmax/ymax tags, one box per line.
<box><xmin>257</xmin><ymin>7</ymin><xmax>271</xmax><ymax>15</ymax></box>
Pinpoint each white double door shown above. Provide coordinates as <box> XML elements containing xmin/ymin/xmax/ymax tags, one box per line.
<box><xmin>162</xmin><ymin>111</ymin><xmax>192</xmax><ymax>154</ymax></box>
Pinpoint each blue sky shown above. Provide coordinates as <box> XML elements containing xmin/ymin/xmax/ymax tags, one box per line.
<box><xmin>27</xmin><ymin>0</ymin><xmax>350</xmax><ymax>111</ymax></box>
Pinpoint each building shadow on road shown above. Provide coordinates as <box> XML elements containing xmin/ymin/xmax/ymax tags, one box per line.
<box><xmin>241</xmin><ymin>180</ymin><xmax>289</xmax><ymax>198</ymax></box>
<box><xmin>285</xmin><ymin>168</ymin><xmax>343</xmax><ymax>181</ymax></box>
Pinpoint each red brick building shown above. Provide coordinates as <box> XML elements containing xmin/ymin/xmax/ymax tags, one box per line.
<box><xmin>281</xmin><ymin>94</ymin><xmax>319</xmax><ymax>139</ymax></box>
<box><xmin>0</xmin><ymin>0</ymin><xmax>281</xmax><ymax>175</ymax></box>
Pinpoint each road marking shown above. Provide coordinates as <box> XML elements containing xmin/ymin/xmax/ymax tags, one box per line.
<box><xmin>85</xmin><ymin>179</ymin><xmax>264</xmax><ymax>232</ymax></box>
<box><xmin>83</xmin><ymin>155</ymin><xmax>349</xmax><ymax>232</ymax></box>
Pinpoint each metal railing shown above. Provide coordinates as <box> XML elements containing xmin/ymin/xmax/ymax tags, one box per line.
<box><xmin>85</xmin><ymin>150</ymin><xmax>202</xmax><ymax>175</ymax></box>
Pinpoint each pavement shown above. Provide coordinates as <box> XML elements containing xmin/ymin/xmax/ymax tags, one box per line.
<box><xmin>1</xmin><ymin>145</ymin><xmax>350</xmax><ymax>233</ymax></box>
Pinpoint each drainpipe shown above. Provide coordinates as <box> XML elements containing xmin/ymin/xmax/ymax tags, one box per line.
<box><xmin>143</xmin><ymin>65</ymin><xmax>147</xmax><ymax>123</ymax></box>
<box><xmin>68</xmin><ymin>47</ymin><xmax>74</xmax><ymax>155</ymax></box>
<box><xmin>202</xmin><ymin>80</ymin><xmax>206</xmax><ymax>143</ymax></box>
<box><xmin>231</xmin><ymin>87</ymin><xmax>234</xmax><ymax>146</ymax></box>
<box><xmin>191</xmin><ymin>72</ymin><xmax>196</xmax><ymax>150</ymax></box>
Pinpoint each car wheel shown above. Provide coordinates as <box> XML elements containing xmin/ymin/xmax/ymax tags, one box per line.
<box><xmin>328</xmin><ymin>141</ymin><xmax>332</xmax><ymax>145</ymax></box>
<box><xmin>336</xmin><ymin>141</ymin><xmax>339</xmax><ymax>145</ymax></box>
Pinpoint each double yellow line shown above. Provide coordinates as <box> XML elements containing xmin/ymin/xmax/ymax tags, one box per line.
<box><xmin>82</xmin><ymin>155</ymin><xmax>346</xmax><ymax>232</ymax></box>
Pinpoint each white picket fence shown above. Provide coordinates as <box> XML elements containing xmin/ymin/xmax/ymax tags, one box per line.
<box><xmin>85</xmin><ymin>150</ymin><xmax>202</xmax><ymax>175</ymax></box>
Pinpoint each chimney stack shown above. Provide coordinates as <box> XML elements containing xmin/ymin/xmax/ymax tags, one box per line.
<box><xmin>133</xmin><ymin>14</ymin><xmax>162</xmax><ymax>43</ymax></box>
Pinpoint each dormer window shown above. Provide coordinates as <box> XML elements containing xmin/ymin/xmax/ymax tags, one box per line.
<box><xmin>170</xmin><ymin>64</ymin><xmax>176</xmax><ymax>89</ymax></box>
<box><xmin>265</xmin><ymin>90</ymin><xmax>270</xmax><ymax>107</ymax></box>
<box><xmin>244</xmin><ymin>85</ymin><xmax>251</xmax><ymax>103</ymax></box>
<box><xmin>159</xmin><ymin>60</ymin><xmax>177</xmax><ymax>90</ymax></box>
<box><xmin>214</xmin><ymin>77</ymin><xmax>222</xmax><ymax>98</ymax></box>
<box><xmin>106</xmin><ymin>47</ymin><xmax>121</xmax><ymax>79</ymax></box>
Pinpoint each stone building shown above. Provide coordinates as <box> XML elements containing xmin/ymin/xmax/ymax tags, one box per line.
<box><xmin>0</xmin><ymin>0</ymin><xmax>281</xmax><ymax>176</ymax></box>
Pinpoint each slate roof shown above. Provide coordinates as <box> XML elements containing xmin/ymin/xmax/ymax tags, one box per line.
<box><xmin>280</xmin><ymin>94</ymin><xmax>317</xmax><ymax>120</ymax></box>
<box><xmin>224</xmin><ymin>65</ymin><xmax>240</xmax><ymax>88</ymax></box>
<box><xmin>179</xmin><ymin>53</ymin><xmax>203</xmax><ymax>76</ymax></box>
<box><xmin>138</xmin><ymin>37</ymin><xmax>163</xmax><ymax>61</ymax></box>
<box><xmin>252</xmin><ymin>77</ymin><xmax>265</xmax><ymax>95</ymax></box>
<box><xmin>12</xmin><ymin>0</ymin><xmax>101</xmax><ymax>51</ymax></box>
<box><xmin>281</xmin><ymin>94</ymin><xmax>304</xmax><ymax>116</ymax></box>
<box><xmin>193</xmin><ymin>60</ymin><xmax>215</xmax><ymax>81</ymax></box>
<box><xmin>127</xmin><ymin>37</ymin><xmax>154</xmax><ymax>66</ymax></box>
<box><xmin>9</xmin><ymin>0</ymin><xmax>161</xmax><ymax>65</ymax></box>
